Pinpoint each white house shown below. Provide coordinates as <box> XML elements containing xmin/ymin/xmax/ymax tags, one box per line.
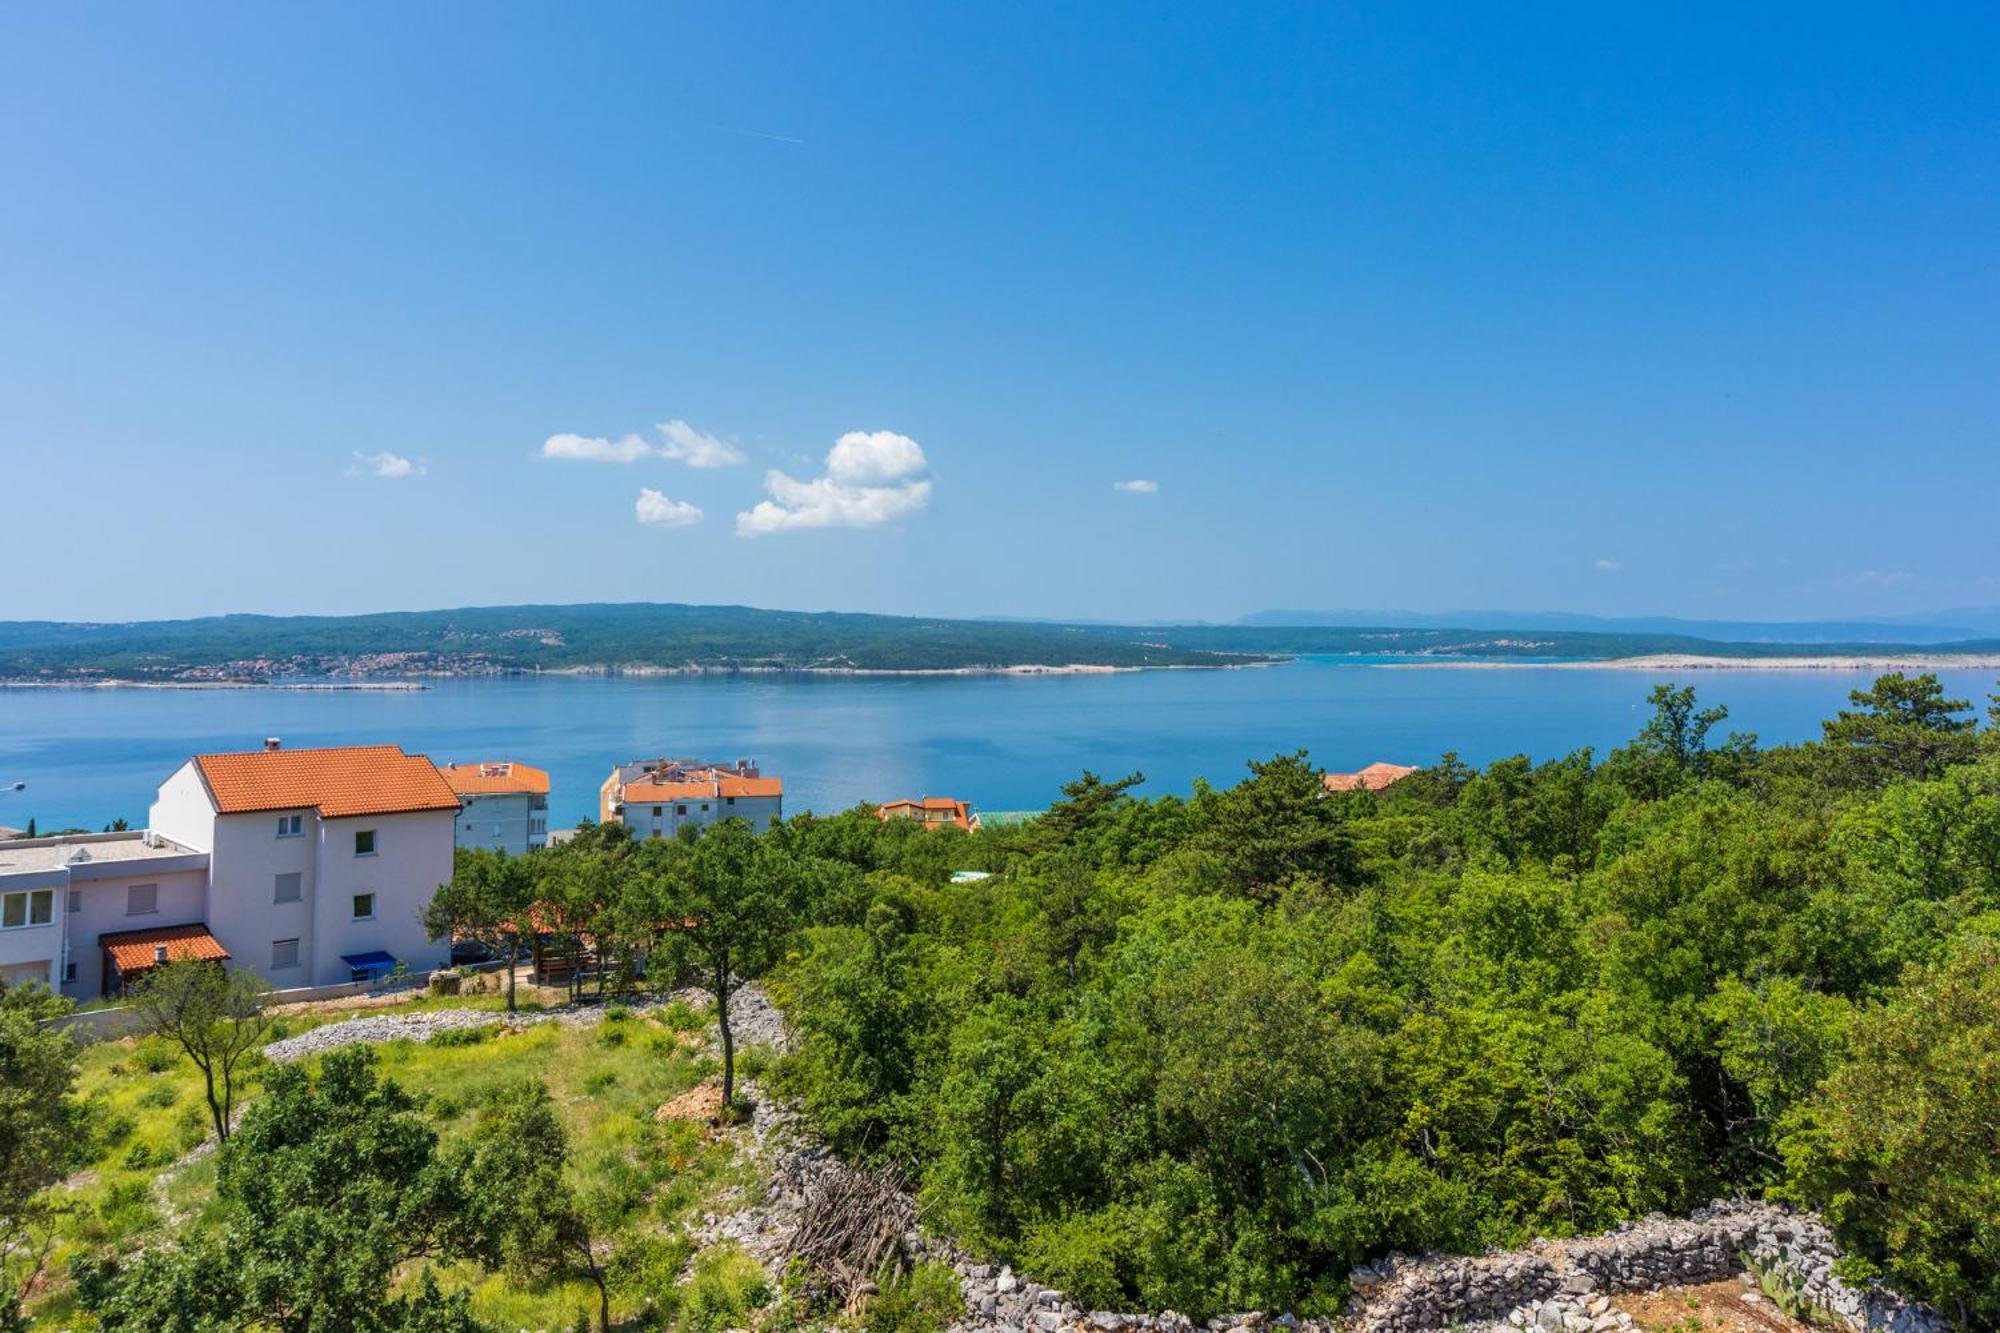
<box><xmin>599</xmin><ymin>758</ymin><xmax>782</xmax><ymax>839</ymax></box>
<box><xmin>437</xmin><ymin>761</ymin><xmax>550</xmax><ymax>855</ymax></box>
<box><xmin>0</xmin><ymin>830</ymin><xmax>210</xmax><ymax>996</ymax></box>
<box><xmin>148</xmin><ymin>741</ymin><xmax>461</xmax><ymax>988</ymax></box>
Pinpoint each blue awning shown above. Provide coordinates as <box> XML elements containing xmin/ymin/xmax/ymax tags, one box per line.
<box><xmin>341</xmin><ymin>950</ymin><xmax>398</xmax><ymax>977</ymax></box>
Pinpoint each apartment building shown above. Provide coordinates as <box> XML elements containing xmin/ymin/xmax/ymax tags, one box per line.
<box><xmin>599</xmin><ymin>757</ymin><xmax>782</xmax><ymax>839</ymax></box>
<box><xmin>438</xmin><ymin>761</ymin><xmax>551</xmax><ymax>855</ymax></box>
<box><xmin>148</xmin><ymin>741</ymin><xmax>460</xmax><ymax>988</ymax></box>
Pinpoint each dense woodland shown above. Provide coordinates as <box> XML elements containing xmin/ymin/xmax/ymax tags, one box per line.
<box><xmin>7</xmin><ymin>673</ymin><xmax>2000</xmax><ymax>1330</ymax></box>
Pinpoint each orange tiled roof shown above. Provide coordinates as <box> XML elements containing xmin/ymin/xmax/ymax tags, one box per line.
<box><xmin>101</xmin><ymin>923</ymin><xmax>230</xmax><ymax>973</ymax></box>
<box><xmin>1323</xmin><ymin>761</ymin><xmax>1419</xmax><ymax>793</ymax></box>
<box><xmin>625</xmin><ymin>774</ymin><xmax>782</xmax><ymax>802</ymax></box>
<box><xmin>878</xmin><ymin>797</ymin><xmax>977</xmax><ymax>828</ymax></box>
<box><xmin>195</xmin><ymin>745</ymin><xmax>462</xmax><ymax>818</ymax></box>
<box><xmin>438</xmin><ymin>761</ymin><xmax>551</xmax><ymax>796</ymax></box>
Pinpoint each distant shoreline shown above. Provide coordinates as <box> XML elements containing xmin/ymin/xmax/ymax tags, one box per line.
<box><xmin>0</xmin><ymin>661</ymin><xmax>1276</xmax><ymax>689</ymax></box>
<box><xmin>1390</xmin><ymin>653</ymin><xmax>2000</xmax><ymax>672</ymax></box>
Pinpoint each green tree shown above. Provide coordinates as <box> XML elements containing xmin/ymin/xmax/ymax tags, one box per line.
<box><xmin>129</xmin><ymin>960</ymin><xmax>271</xmax><ymax>1143</ymax></box>
<box><xmin>425</xmin><ymin>847</ymin><xmax>534</xmax><ymax>1011</ymax></box>
<box><xmin>0</xmin><ymin>981</ymin><xmax>81</xmax><ymax>1325</ymax></box>
<box><xmin>1822</xmin><ymin>672</ymin><xmax>1979</xmax><ymax>786</ymax></box>
<box><xmin>1785</xmin><ymin>934</ymin><xmax>2000</xmax><ymax>1327</ymax></box>
<box><xmin>76</xmin><ymin>1047</ymin><xmax>499</xmax><ymax>1332</ymax></box>
<box><xmin>461</xmin><ymin>1083</ymin><xmax>610</xmax><ymax>1331</ymax></box>
<box><xmin>657</xmin><ymin>820</ymin><xmax>797</xmax><ymax>1107</ymax></box>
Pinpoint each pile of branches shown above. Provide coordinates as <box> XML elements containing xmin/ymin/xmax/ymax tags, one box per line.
<box><xmin>781</xmin><ymin>1163</ymin><xmax>918</xmax><ymax>1304</ymax></box>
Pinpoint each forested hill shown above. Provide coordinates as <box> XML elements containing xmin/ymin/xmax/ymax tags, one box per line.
<box><xmin>2</xmin><ymin>601</ymin><xmax>1998</xmax><ymax>682</ymax></box>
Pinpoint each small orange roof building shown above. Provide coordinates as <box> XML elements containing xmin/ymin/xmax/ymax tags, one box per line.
<box><xmin>877</xmin><ymin>797</ymin><xmax>979</xmax><ymax>831</ymax></box>
<box><xmin>600</xmin><ymin>757</ymin><xmax>784</xmax><ymax>835</ymax></box>
<box><xmin>1323</xmin><ymin>761</ymin><xmax>1420</xmax><ymax>793</ymax></box>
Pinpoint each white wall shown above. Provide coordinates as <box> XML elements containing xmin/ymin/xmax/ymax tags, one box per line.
<box><xmin>202</xmin><ymin>803</ymin><xmax>321</xmax><ymax>988</ymax></box>
<box><xmin>453</xmin><ymin>792</ymin><xmax>546</xmax><ymax>855</ymax></box>
<box><xmin>306</xmin><ymin>810</ymin><xmax>455</xmax><ymax>986</ymax></box>
<box><xmin>619</xmin><ymin>793</ymin><xmax>782</xmax><ymax>841</ymax></box>
<box><xmin>65</xmin><ymin>867</ymin><xmax>208</xmax><ymax>998</ymax></box>
<box><xmin>147</xmin><ymin>761</ymin><xmax>218</xmax><ymax>851</ymax></box>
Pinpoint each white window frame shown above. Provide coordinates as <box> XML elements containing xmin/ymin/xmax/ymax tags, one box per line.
<box><xmin>352</xmin><ymin>892</ymin><xmax>375</xmax><ymax>921</ymax></box>
<box><xmin>274</xmin><ymin>872</ymin><xmax>303</xmax><ymax>904</ymax></box>
<box><xmin>126</xmin><ymin>882</ymin><xmax>159</xmax><ymax>916</ymax></box>
<box><xmin>1</xmin><ymin>889</ymin><xmax>55</xmax><ymax>930</ymax></box>
<box><xmin>277</xmin><ymin>814</ymin><xmax>304</xmax><ymax>838</ymax></box>
<box><xmin>354</xmin><ymin>829</ymin><xmax>376</xmax><ymax>857</ymax></box>
<box><xmin>271</xmin><ymin>938</ymin><xmax>301</xmax><ymax>970</ymax></box>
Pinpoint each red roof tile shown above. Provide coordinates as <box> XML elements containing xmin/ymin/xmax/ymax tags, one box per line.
<box><xmin>101</xmin><ymin>923</ymin><xmax>230</xmax><ymax>973</ymax></box>
<box><xmin>195</xmin><ymin>745</ymin><xmax>461</xmax><ymax>818</ymax></box>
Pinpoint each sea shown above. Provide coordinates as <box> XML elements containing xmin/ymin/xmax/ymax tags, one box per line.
<box><xmin>2</xmin><ymin>658</ymin><xmax>1994</xmax><ymax>832</ymax></box>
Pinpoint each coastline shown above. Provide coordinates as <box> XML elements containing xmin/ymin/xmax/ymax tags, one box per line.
<box><xmin>1388</xmin><ymin>653</ymin><xmax>2000</xmax><ymax>672</ymax></box>
<box><xmin>0</xmin><ymin>660</ymin><xmax>1276</xmax><ymax>689</ymax></box>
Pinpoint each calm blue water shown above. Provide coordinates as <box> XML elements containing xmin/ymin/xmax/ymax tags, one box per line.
<box><xmin>2</xmin><ymin>659</ymin><xmax>1993</xmax><ymax>831</ymax></box>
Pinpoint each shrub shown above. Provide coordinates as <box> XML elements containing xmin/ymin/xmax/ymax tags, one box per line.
<box><xmin>604</xmin><ymin>1003</ymin><xmax>632</xmax><ymax>1022</ymax></box>
<box><xmin>121</xmin><ymin>1141</ymin><xmax>165</xmax><ymax>1170</ymax></box>
<box><xmin>583</xmin><ymin>1069</ymin><xmax>619</xmax><ymax>1095</ymax></box>
<box><xmin>426</xmin><ymin>1024</ymin><xmax>495</xmax><ymax>1049</ymax></box>
<box><xmin>599</xmin><ymin>1024</ymin><xmax>629</xmax><ymax>1048</ymax></box>
<box><xmin>132</xmin><ymin>1040</ymin><xmax>177</xmax><ymax>1074</ymax></box>
<box><xmin>174</xmin><ymin>1103</ymin><xmax>210</xmax><ymax>1152</ymax></box>
<box><xmin>1019</xmin><ymin>1212</ymin><xmax>1129</xmax><ymax>1311</ymax></box>
<box><xmin>657</xmin><ymin>999</ymin><xmax>705</xmax><ymax>1033</ymax></box>
<box><xmin>859</xmin><ymin>1261</ymin><xmax>965</xmax><ymax>1333</ymax></box>
<box><xmin>136</xmin><ymin>1081</ymin><xmax>178</xmax><ymax>1109</ymax></box>
<box><xmin>677</xmin><ymin>1244</ymin><xmax>772</xmax><ymax>1333</ymax></box>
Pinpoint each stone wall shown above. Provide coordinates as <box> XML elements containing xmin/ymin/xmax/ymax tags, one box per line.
<box><xmin>1344</xmin><ymin>1200</ymin><xmax>1948</xmax><ymax>1333</ymax></box>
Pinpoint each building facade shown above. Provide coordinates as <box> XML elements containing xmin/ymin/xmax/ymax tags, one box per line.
<box><xmin>599</xmin><ymin>758</ymin><xmax>782</xmax><ymax>839</ymax></box>
<box><xmin>438</xmin><ymin>761</ymin><xmax>551</xmax><ymax>855</ymax></box>
<box><xmin>876</xmin><ymin>797</ymin><xmax>980</xmax><ymax>830</ymax></box>
<box><xmin>0</xmin><ymin>831</ymin><xmax>209</xmax><ymax>996</ymax></box>
<box><xmin>149</xmin><ymin>742</ymin><xmax>461</xmax><ymax>988</ymax></box>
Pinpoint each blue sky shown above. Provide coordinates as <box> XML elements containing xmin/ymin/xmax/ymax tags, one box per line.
<box><xmin>2</xmin><ymin>3</ymin><xmax>1995</xmax><ymax>624</ymax></box>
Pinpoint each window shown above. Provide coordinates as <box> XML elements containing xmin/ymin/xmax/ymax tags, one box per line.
<box><xmin>277</xmin><ymin>814</ymin><xmax>303</xmax><ymax>837</ymax></box>
<box><xmin>675</xmin><ymin>804</ymin><xmax>688</xmax><ymax>817</ymax></box>
<box><xmin>651</xmin><ymin>806</ymin><xmax>662</xmax><ymax>817</ymax></box>
<box><xmin>67</xmin><ymin>889</ymin><xmax>81</xmax><ymax>913</ymax></box>
<box><xmin>274</xmin><ymin>872</ymin><xmax>302</xmax><ymax>904</ymax></box>
<box><xmin>650</xmin><ymin>828</ymin><xmax>662</xmax><ymax>839</ymax></box>
<box><xmin>126</xmin><ymin>883</ymin><xmax>158</xmax><ymax>916</ymax></box>
<box><xmin>352</xmin><ymin>893</ymin><xmax>375</xmax><ymax>920</ymax></box>
<box><xmin>2</xmin><ymin>890</ymin><xmax>54</xmax><ymax>930</ymax></box>
<box><xmin>64</xmin><ymin>960</ymin><xmax>77</xmax><ymax>983</ymax></box>
<box><xmin>726</xmin><ymin>796</ymin><xmax>736</xmax><ymax>806</ymax></box>
<box><xmin>354</xmin><ymin>830</ymin><xmax>376</xmax><ymax>856</ymax></box>
<box><xmin>271</xmin><ymin>938</ymin><xmax>301</xmax><ymax>970</ymax></box>
<box><xmin>700</xmin><ymin>803</ymin><xmax>710</xmax><ymax>813</ymax></box>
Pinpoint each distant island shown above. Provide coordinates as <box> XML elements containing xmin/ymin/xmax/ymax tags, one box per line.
<box><xmin>3</xmin><ymin>601</ymin><xmax>1999</xmax><ymax>684</ymax></box>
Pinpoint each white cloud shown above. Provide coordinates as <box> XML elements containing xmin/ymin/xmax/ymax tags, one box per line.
<box><xmin>655</xmin><ymin>419</ymin><xmax>746</xmax><ymax>468</ymax></box>
<box><xmin>1114</xmin><ymin>479</ymin><xmax>1158</xmax><ymax>494</ymax></box>
<box><xmin>1594</xmin><ymin>557</ymin><xmax>1622</xmax><ymax>572</ymax></box>
<box><xmin>737</xmin><ymin>430</ymin><xmax>932</xmax><ymax>536</ymax></box>
<box><xmin>635</xmin><ymin>489</ymin><xmax>703</xmax><ymax>527</ymax></box>
<box><xmin>825</xmin><ymin>430</ymin><xmax>927</xmax><ymax>485</ymax></box>
<box><xmin>352</xmin><ymin>451</ymin><xmax>425</xmax><ymax>478</ymax></box>
<box><xmin>542</xmin><ymin>432</ymin><xmax>652</xmax><ymax>463</ymax></box>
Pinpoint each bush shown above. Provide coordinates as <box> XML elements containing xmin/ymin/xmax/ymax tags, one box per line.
<box><xmin>605</xmin><ymin>1003</ymin><xmax>632</xmax><ymax>1022</ymax></box>
<box><xmin>583</xmin><ymin>1069</ymin><xmax>619</xmax><ymax>1095</ymax></box>
<box><xmin>96</xmin><ymin>1178</ymin><xmax>158</xmax><ymax>1238</ymax></box>
<box><xmin>132</xmin><ymin>1040</ymin><xmax>177</xmax><ymax>1074</ymax></box>
<box><xmin>599</xmin><ymin>1023</ymin><xmax>629</xmax><ymax>1048</ymax></box>
<box><xmin>1019</xmin><ymin>1212</ymin><xmax>1129</xmax><ymax>1311</ymax></box>
<box><xmin>174</xmin><ymin>1103</ymin><xmax>210</xmax><ymax>1152</ymax></box>
<box><xmin>426</xmin><ymin>1024</ymin><xmax>495</xmax><ymax>1048</ymax></box>
<box><xmin>677</xmin><ymin>1244</ymin><xmax>772</xmax><ymax>1333</ymax></box>
<box><xmin>136</xmin><ymin>1081</ymin><xmax>178</xmax><ymax>1109</ymax></box>
<box><xmin>121</xmin><ymin>1141</ymin><xmax>166</xmax><ymax>1170</ymax></box>
<box><xmin>859</xmin><ymin>1261</ymin><xmax>965</xmax><ymax>1333</ymax></box>
<box><xmin>657</xmin><ymin>999</ymin><xmax>705</xmax><ymax>1033</ymax></box>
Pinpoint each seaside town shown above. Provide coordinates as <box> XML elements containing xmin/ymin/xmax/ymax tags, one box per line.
<box><xmin>0</xmin><ymin>739</ymin><xmax>1413</xmax><ymax>1002</ymax></box>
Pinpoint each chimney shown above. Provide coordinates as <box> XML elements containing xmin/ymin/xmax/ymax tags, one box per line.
<box><xmin>264</xmin><ymin>737</ymin><xmax>282</xmax><ymax>751</ymax></box>
<box><xmin>153</xmin><ymin>944</ymin><xmax>168</xmax><ymax>964</ymax></box>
